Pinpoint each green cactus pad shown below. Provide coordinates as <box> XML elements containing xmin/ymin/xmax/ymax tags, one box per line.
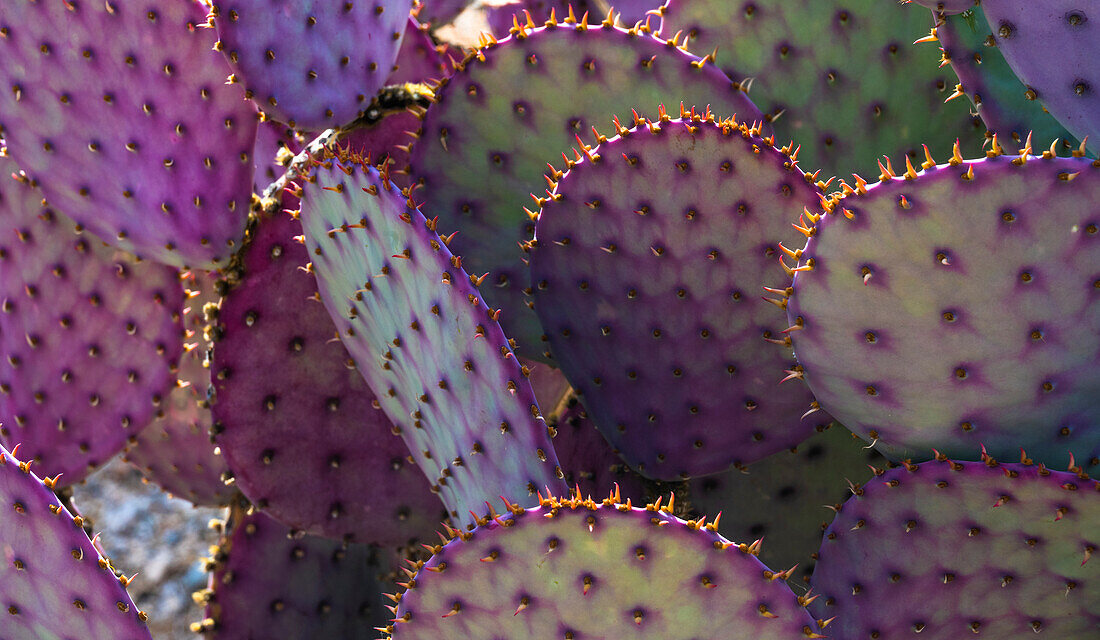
<box><xmin>811</xmin><ymin>452</ymin><xmax>1100</xmax><ymax>638</ymax></box>
<box><xmin>656</xmin><ymin>0</ymin><xmax>984</xmax><ymax>179</ymax></box>
<box><xmin>0</xmin><ymin>444</ymin><xmax>151</xmax><ymax>640</ymax></box>
<box><xmin>385</xmin><ymin>489</ymin><xmax>824</xmax><ymax>639</ymax></box>
<box><xmin>785</xmin><ymin>147</ymin><xmax>1100</xmax><ymax>469</ymax></box>
<box><xmin>407</xmin><ymin>16</ymin><xmax>765</xmax><ymax>358</ymax></box>
<box><xmin>298</xmin><ymin>148</ymin><xmax>568</xmax><ymax>529</ymax></box>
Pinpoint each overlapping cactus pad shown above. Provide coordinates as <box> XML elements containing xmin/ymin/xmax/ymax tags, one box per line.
<box><xmin>982</xmin><ymin>1</ymin><xmax>1099</xmax><ymax>157</ymax></box>
<box><xmin>408</xmin><ymin>15</ymin><xmax>765</xmax><ymax>357</ymax></box>
<box><xmin>0</xmin><ymin>444</ymin><xmax>151</xmax><ymax>640</ymax></box>
<box><xmin>211</xmin><ymin>208</ymin><xmax>446</xmax><ymax>544</ymax></box>
<box><xmin>933</xmin><ymin>8</ymin><xmax>1075</xmax><ymax>151</ymax></box>
<box><xmin>194</xmin><ymin>504</ymin><xmax>399</xmax><ymax>638</ymax></box>
<box><xmin>656</xmin><ymin>0</ymin><xmax>982</xmax><ymax>179</ymax></box>
<box><xmin>900</xmin><ymin>0</ymin><xmax>975</xmax><ymax>14</ymax></box>
<box><xmin>0</xmin><ymin>0</ymin><xmax>255</xmax><ymax>268</ymax></box>
<box><xmin>0</xmin><ymin>161</ymin><xmax>184</xmax><ymax>486</ymax></box>
<box><xmin>298</xmin><ymin>149</ymin><xmax>567</xmax><ymax>528</ymax></box>
<box><xmin>385</xmin><ymin>489</ymin><xmax>824</xmax><ymax>639</ymax></box>
<box><xmin>211</xmin><ymin>0</ymin><xmax>412</xmax><ymax>130</ymax></box>
<box><xmin>785</xmin><ymin>146</ymin><xmax>1100</xmax><ymax>469</ymax></box>
<box><xmin>811</xmin><ymin>452</ymin><xmax>1100</xmax><ymax>638</ymax></box>
<box><xmin>530</xmin><ymin>110</ymin><xmax>827</xmax><ymax>479</ymax></box>
<box><xmin>547</xmin><ymin>394</ymin><xmax>648</xmax><ymax>502</ymax></box>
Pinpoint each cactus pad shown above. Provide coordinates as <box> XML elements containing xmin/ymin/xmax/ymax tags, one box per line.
<box><xmin>785</xmin><ymin>148</ymin><xmax>1100</xmax><ymax>469</ymax></box>
<box><xmin>811</xmin><ymin>452</ymin><xmax>1100</xmax><ymax>638</ymax></box>
<box><xmin>211</xmin><ymin>208</ymin><xmax>445</xmax><ymax>544</ymax></box>
<box><xmin>0</xmin><ymin>0</ymin><xmax>255</xmax><ymax>268</ymax></box>
<box><xmin>298</xmin><ymin>150</ymin><xmax>567</xmax><ymax>528</ymax></box>
<box><xmin>529</xmin><ymin>111</ymin><xmax>827</xmax><ymax>479</ymax></box>
<box><xmin>656</xmin><ymin>0</ymin><xmax>983</xmax><ymax>179</ymax></box>
<box><xmin>0</xmin><ymin>444</ymin><xmax>151</xmax><ymax>640</ymax></box>
<box><xmin>0</xmin><ymin>163</ymin><xmax>184</xmax><ymax>486</ymax></box>
<box><xmin>384</xmin><ymin>489</ymin><xmax>823</xmax><ymax>639</ymax></box>
<box><xmin>408</xmin><ymin>17</ymin><xmax>765</xmax><ymax>357</ymax></box>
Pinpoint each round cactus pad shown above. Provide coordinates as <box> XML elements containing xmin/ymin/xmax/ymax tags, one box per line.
<box><xmin>811</xmin><ymin>453</ymin><xmax>1100</xmax><ymax>638</ymax></box>
<box><xmin>657</xmin><ymin>0</ymin><xmax>983</xmax><ymax>179</ymax></box>
<box><xmin>786</xmin><ymin>149</ymin><xmax>1100</xmax><ymax>469</ymax></box>
<box><xmin>0</xmin><ymin>162</ymin><xmax>184</xmax><ymax>486</ymax></box>
<box><xmin>530</xmin><ymin>112</ymin><xmax>827</xmax><ymax>479</ymax></box>
<box><xmin>0</xmin><ymin>444</ymin><xmax>151</xmax><ymax>640</ymax></box>
<box><xmin>385</xmin><ymin>490</ymin><xmax>823</xmax><ymax>639</ymax></box>
<box><xmin>212</xmin><ymin>0</ymin><xmax>412</xmax><ymax>130</ymax></box>
<box><xmin>0</xmin><ymin>0</ymin><xmax>255</xmax><ymax>268</ymax></box>
<box><xmin>211</xmin><ymin>208</ymin><xmax>446</xmax><ymax>544</ymax></box>
<box><xmin>299</xmin><ymin>150</ymin><xmax>568</xmax><ymax>529</ymax></box>
<box><xmin>408</xmin><ymin>17</ymin><xmax>765</xmax><ymax>358</ymax></box>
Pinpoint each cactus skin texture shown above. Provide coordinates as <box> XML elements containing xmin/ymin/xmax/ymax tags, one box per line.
<box><xmin>0</xmin><ymin>444</ymin><xmax>152</xmax><ymax>640</ymax></box>
<box><xmin>0</xmin><ymin>159</ymin><xmax>185</xmax><ymax>486</ymax></box>
<box><xmin>899</xmin><ymin>0</ymin><xmax>975</xmax><ymax>14</ymax></box>
<box><xmin>0</xmin><ymin>0</ymin><xmax>255</xmax><ymax>269</ymax></box>
<box><xmin>298</xmin><ymin>149</ymin><xmax>567</xmax><ymax>529</ymax></box>
<box><xmin>810</xmin><ymin>451</ymin><xmax>1100</xmax><ymax>639</ymax></box>
<box><xmin>530</xmin><ymin>110</ymin><xmax>828</xmax><ymax>480</ymax></box>
<box><xmin>384</xmin><ymin>489</ymin><xmax>824</xmax><ymax>639</ymax></box>
<box><xmin>407</xmin><ymin>17</ymin><xmax>765</xmax><ymax>359</ymax></box>
<box><xmin>784</xmin><ymin>147</ymin><xmax>1100</xmax><ymax>470</ymax></box>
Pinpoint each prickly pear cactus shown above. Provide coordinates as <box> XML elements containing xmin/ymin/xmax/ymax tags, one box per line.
<box><xmin>298</xmin><ymin>149</ymin><xmax>567</xmax><ymax>528</ymax></box>
<box><xmin>811</xmin><ymin>451</ymin><xmax>1100</xmax><ymax>638</ymax></box>
<box><xmin>0</xmin><ymin>161</ymin><xmax>185</xmax><ymax>486</ymax></box>
<box><xmin>785</xmin><ymin>145</ymin><xmax>1100</xmax><ymax>469</ymax></box>
<box><xmin>530</xmin><ymin>110</ymin><xmax>828</xmax><ymax>479</ymax></box>
<box><xmin>0</xmin><ymin>444</ymin><xmax>152</xmax><ymax>640</ymax></box>
<box><xmin>384</xmin><ymin>489</ymin><xmax>825</xmax><ymax>639</ymax></box>
<box><xmin>0</xmin><ymin>0</ymin><xmax>256</xmax><ymax>268</ymax></box>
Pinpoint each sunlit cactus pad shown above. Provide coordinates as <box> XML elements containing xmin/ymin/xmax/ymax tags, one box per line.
<box><xmin>811</xmin><ymin>452</ymin><xmax>1100</xmax><ymax>639</ymax></box>
<box><xmin>299</xmin><ymin>149</ymin><xmax>567</xmax><ymax>528</ymax></box>
<box><xmin>0</xmin><ymin>161</ymin><xmax>184</xmax><ymax>486</ymax></box>
<box><xmin>786</xmin><ymin>146</ymin><xmax>1100</xmax><ymax>469</ymax></box>
<box><xmin>211</xmin><ymin>0</ymin><xmax>412</xmax><ymax>130</ymax></box>
<box><xmin>385</xmin><ymin>489</ymin><xmax>824</xmax><ymax>639</ymax></box>
<box><xmin>0</xmin><ymin>0</ymin><xmax>255</xmax><ymax>268</ymax></box>
<box><xmin>408</xmin><ymin>15</ymin><xmax>765</xmax><ymax>356</ymax></box>
<box><xmin>530</xmin><ymin>109</ymin><xmax>827</xmax><ymax>479</ymax></box>
<box><xmin>0</xmin><ymin>444</ymin><xmax>151</xmax><ymax>640</ymax></box>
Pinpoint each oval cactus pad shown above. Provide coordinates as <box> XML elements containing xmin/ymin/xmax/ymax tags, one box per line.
<box><xmin>786</xmin><ymin>148</ymin><xmax>1100</xmax><ymax>468</ymax></box>
<box><xmin>811</xmin><ymin>452</ymin><xmax>1100</xmax><ymax>638</ymax></box>
<box><xmin>298</xmin><ymin>149</ymin><xmax>567</xmax><ymax>528</ymax></box>
<box><xmin>0</xmin><ymin>0</ymin><xmax>256</xmax><ymax>268</ymax></box>
<box><xmin>385</xmin><ymin>489</ymin><xmax>824</xmax><ymax>639</ymax></box>
<box><xmin>0</xmin><ymin>162</ymin><xmax>184</xmax><ymax>486</ymax></box>
<box><xmin>212</xmin><ymin>0</ymin><xmax>412</xmax><ymax>130</ymax></box>
<box><xmin>211</xmin><ymin>208</ymin><xmax>446</xmax><ymax>544</ymax></box>
<box><xmin>408</xmin><ymin>16</ymin><xmax>765</xmax><ymax>357</ymax></box>
<box><xmin>530</xmin><ymin>111</ymin><xmax>828</xmax><ymax>479</ymax></box>
<box><xmin>0</xmin><ymin>444</ymin><xmax>151</xmax><ymax>640</ymax></box>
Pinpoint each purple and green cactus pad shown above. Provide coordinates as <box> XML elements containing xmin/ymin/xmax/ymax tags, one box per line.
<box><xmin>656</xmin><ymin>0</ymin><xmax>983</xmax><ymax>179</ymax></box>
<box><xmin>122</xmin><ymin>270</ymin><xmax>232</xmax><ymax>507</ymax></box>
<box><xmin>0</xmin><ymin>0</ymin><xmax>255</xmax><ymax>269</ymax></box>
<box><xmin>691</xmin><ymin>424</ymin><xmax>887</xmax><ymax>584</ymax></box>
<box><xmin>193</xmin><ymin>502</ymin><xmax>402</xmax><ymax>637</ymax></box>
<box><xmin>0</xmin><ymin>162</ymin><xmax>184</xmax><ymax>486</ymax></box>
<box><xmin>0</xmin><ymin>444</ymin><xmax>152</xmax><ymax>640</ymax></box>
<box><xmin>298</xmin><ymin>149</ymin><xmax>567</xmax><ymax>528</ymax></box>
<box><xmin>981</xmin><ymin>1</ymin><xmax>1098</xmax><ymax>157</ymax></box>
<box><xmin>211</xmin><ymin>0</ymin><xmax>412</xmax><ymax>130</ymax></box>
<box><xmin>211</xmin><ymin>206</ymin><xmax>446</xmax><ymax>544</ymax></box>
<box><xmin>899</xmin><ymin>0</ymin><xmax>975</xmax><ymax>14</ymax></box>
<box><xmin>785</xmin><ymin>146</ymin><xmax>1100</xmax><ymax>470</ymax></box>
<box><xmin>811</xmin><ymin>452</ymin><xmax>1100</xmax><ymax>638</ymax></box>
<box><xmin>407</xmin><ymin>17</ymin><xmax>765</xmax><ymax>358</ymax></box>
<box><xmin>933</xmin><ymin>8</ymin><xmax>1077</xmax><ymax>151</ymax></box>
<box><xmin>384</xmin><ymin>489</ymin><xmax>824</xmax><ymax>639</ymax></box>
<box><xmin>529</xmin><ymin>111</ymin><xmax>828</xmax><ymax>479</ymax></box>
